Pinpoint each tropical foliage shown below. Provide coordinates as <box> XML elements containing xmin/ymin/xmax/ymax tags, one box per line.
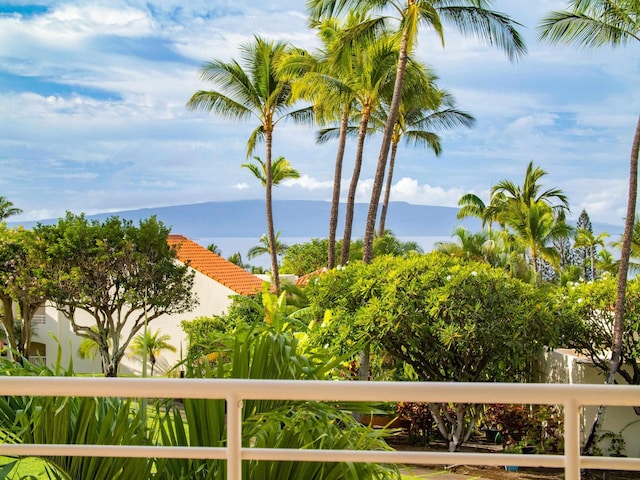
<box><xmin>158</xmin><ymin>290</ymin><xmax>398</xmax><ymax>480</ymax></box>
<box><xmin>0</xmin><ymin>356</ymin><xmax>153</xmax><ymax>480</ymax></box>
<box><xmin>306</xmin><ymin>252</ymin><xmax>557</xmax><ymax>451</ymax></box>
<box><xmin>555</xmin><ymin>275</ymin><xmax>640</xmax><ymax>391</ymax></box>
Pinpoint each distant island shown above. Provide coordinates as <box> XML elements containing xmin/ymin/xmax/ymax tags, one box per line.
<box><xmin>9</xmin><ymin>199</ymin><xmax>619</xmax><ymax>241</ymax></box>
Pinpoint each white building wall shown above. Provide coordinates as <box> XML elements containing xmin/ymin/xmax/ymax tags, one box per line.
<box><xmin>540</xmin><ymin>349</ymin><xmax>640</xmax><ymax>458</ymax></box>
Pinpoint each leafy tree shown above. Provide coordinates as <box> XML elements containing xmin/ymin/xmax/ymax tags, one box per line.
<box><xmin>187</xmin><ymin>36</ymin><xmax>313</xmax><ymax>292</ymax></box>
<box><xmin>491</xmin><ymin>161</ymin><xmax>570</xmax><ymax>215</ymax></box>
<box><xmin>503</xmin><ymin>201</ymin><xmax>573</xmax><ymax>280</ymax></box>
<box><xmin>556</xmin><ymin>275</ymin><xmax>640</xmax><ymax>398</ymax></box>
<box><xmin>349</xmin><ymin>229</ymin><xmax>423</xmax><ymax>260</ymax></box>
<box><xmin>280</xmin><ymin>16</ymin><xmax>359</xmax><ymax>270</ymax></box>
<box><xmin>0</xmin><ymin>196</ymin><xmax>22</xmax><ymax>221</ymax></box>
<box><xmin>435</xmin><ymin>226</ymin><xmax>504</xmax><ymax>266</ymax></box>
<box><xmin>281</xmin><ymin>238</ymin><xmax>330</xmax><ymax>276</ymax></box>
<box><xmin>334</xmin><ymin>26</ymin><xmax>399</xmax><ymax>265</ymax></box>
<box><xmin>0</xmin><ymin>226</ymin><xmax>47</xmax><ymax>361</ymax></box>
<box><xmin>489</xmin><ymin>162</ymin><xmax>572</xmax><ymax>280</ymax></box>
<box><xmin>35</xmin><ymin>213</ymin><xmax>196</xmax><ymax>377</ymax></box>
<box><xmin>227</xmin><ymin>251</ymin><xmax>245</xmax><ymax>268</ymax></box>
<box><xmin>306</xmin><ymin>253</ymin><xmax>556</xmax><ymax>451</ymax></box>
<box><xmin>128</xmin><ymin>328</ymin><xmax>177</xmax><ymax>376</ymax></box>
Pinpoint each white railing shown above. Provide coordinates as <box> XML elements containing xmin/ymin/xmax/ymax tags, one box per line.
<box><xmin>0</xmin><ymin>378</ymin><xmax>639</xmax><ymax>480</ymax></box>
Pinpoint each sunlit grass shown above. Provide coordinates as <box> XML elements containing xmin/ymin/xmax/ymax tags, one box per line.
<box><xmin>0</xmin><ymin>456</ymin><xmax>49</xmax><ymax>479</ymax></box>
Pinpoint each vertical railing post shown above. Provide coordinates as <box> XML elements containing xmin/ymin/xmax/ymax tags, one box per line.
<box><xmin>227</xmin><ymin>394</ymin><xmax>243</xmax><ymax>480</ymax></box>
<box><xmin>564</xmin><ymin>397</ymin><xmax>581</xmax><ymax>480</ymax></box>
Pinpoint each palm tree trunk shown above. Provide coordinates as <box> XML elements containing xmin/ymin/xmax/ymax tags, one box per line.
<box><xmin>584</xmin><ymin>114</ymin><xmax>640</xmax><ymax>455</ymax></box>
<box><xmin>363</xmin><ymin>30</ymin><xmax>410</xmax><ymax>263</ymax></box>
<box><xmin>329</xmin><ymin>105</ymin><xmax>350</xmax><ymax>268</ymax></box>
<box><xmin>264</xmin><ymin>128</ymin><xmax>281</xmax><ymax>292</ymax></box>
<box><xmin>611</xmin><ymin>115</ymin><xmax>640</xmax><ymax>377</ymax></box>
<box><xmin>340</xmin><ymin>107</ymin><xmax>372</xmax><ymax>265</ymax></box>
<box><xmin>377</xmin><ymin>140</ymin><xmax>398</xmax><ymax>237</ymax></box>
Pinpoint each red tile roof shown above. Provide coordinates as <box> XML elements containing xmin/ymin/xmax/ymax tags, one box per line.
<box><xmin>295</xmin><ymin>267</ymin><xmax>329</xmax><ymax>286</ymax></box>
<box><xmin>168</xmin><ymin>234</ymin><xmax>265</xmax><ymax>296</ymax></box>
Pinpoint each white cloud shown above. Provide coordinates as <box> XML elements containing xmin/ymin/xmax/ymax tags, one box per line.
<box><xmin>234</xmin><ymin>183</ymin><xmax>250</xmax><ymax>191</ymax></box>
<box><xmin>390</xmin><ymin>178</ymin><xmax>466</xmax><ymax>207</ymax></box>
<box><xmin>281</xmin><ymin>175</ymin><xmax>332</xmax><ymax>190</ymax></box>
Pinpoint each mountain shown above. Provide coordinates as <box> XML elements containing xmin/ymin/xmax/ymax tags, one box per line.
<box><xmin>9</xmin><ymin>200</ymin><xmax>620</xmax><ymax>239</ymax></box>
<box><xmin>10</xmin><ymin>200</ymin><xmax>479</xmax><ymax>238</ymax></box>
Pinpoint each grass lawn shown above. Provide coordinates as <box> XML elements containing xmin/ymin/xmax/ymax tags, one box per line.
<box><xmin>0</xmin><ymin>456</ymin><xmax>49</xmax><ymax>479</ymax></box>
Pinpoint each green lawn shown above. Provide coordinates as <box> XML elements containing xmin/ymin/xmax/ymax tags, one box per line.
<box><xmin>0</xmin><ymin>456</ymin><xmax>49</xmax><ymax>479</ymax></box>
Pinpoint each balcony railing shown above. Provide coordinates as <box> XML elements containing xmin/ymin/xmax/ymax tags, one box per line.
<box><xmin>0</xmin><ymin>378</ymin><xmax>639</xmax><ymax>480</ymax></box>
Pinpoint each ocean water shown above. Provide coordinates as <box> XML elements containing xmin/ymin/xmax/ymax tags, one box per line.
<box><xmin>195</xmin><ymin>235</ymin><xmax>453</xmax><ymax>270</ymax></box>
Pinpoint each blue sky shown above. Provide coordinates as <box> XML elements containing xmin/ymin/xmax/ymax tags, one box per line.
<box><xmin>1</xmin><ymin>1</ymin><xmax>638</xmax><ymax>227</ymax></box>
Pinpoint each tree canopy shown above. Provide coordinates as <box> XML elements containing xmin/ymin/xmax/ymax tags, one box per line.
<box><xmin>306</xmin><ymin>252</ymin><xmax>558</xmax><ymax>450</ymax></box>
<box><xmin>34</xmin><ymin>213</ymin><xmax>197</xmax><ymax>377</ymax></box>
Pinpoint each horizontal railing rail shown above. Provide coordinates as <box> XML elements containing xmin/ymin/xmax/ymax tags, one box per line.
<box><xmin>0</xmin><ymin>378</ymin><xmax>639</xmax><ymax>480</ymax></box>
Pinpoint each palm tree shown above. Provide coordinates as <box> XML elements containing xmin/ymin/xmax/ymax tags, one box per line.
<box><xmin>574</xmin><ymin>228</ymin><xmax>610</xmax><ymax>280</ymax></box>
<box><xmin>377</xmin><ymin>90</ymin><xmax>475</xmax><ymax>235</ymax></box>
<box><xmin>281</xmin><ymin>16</ymin><xmax>361</xmax><ymax>269</ymax></box>
<box><xmin>491</xmin><ymin>161</ymin><xmax>570</xmax><ymax>214</ymax></box>
<box><xmin>503</xmin><ymin>201</ymin><xmax>574</xmax><ymax>280</ymax></box>
<box><xmin>227</xmin><ymin>252</ymin><xmax>245</xmax><ymax>268</ymax></box>
<box><xmin>187</xmin><ymin>36</ymin><xmax>313</xmax><ymax>292</ymax></box>
<box><xmin>307</xmin><ymin>0</ymin><xmax>526</xmax><ymax>263</ymax></box>
<box><xmin>247</xmin><ymin>232</ymin><xmax>288</xmax><ymax>261</ymax></box>
<box><xmin>328</xmin><ymin>28</ymin><xmax>399</xmax><ymax>265</ymax></box>
<box><xmin>0</xmin><ymin>196</ymin><xmax>22</xmax><ymax>221</ymax></box>
<box><xmin>457</xmin><ymin>191</ymin><xmax>508</xmax><ymax>234</ymax></box>
<box><xmin>129</xmin><ymin>328</ymin><xmax>176</xmax><ymax>376</ymax></box>
<box><xmin>206</xmin><ymin>243</ymin><xmax>221</xmax><ymax>255</ymax></box>
<box><xmin>242</xmin><ymin>156</ymin><xmax>300</xmax><ymax>186</ymax></box>
<box><xmin>539</xmin><ymin>1</ymin><xmax>640</xmax><ymax>449</ymax></box>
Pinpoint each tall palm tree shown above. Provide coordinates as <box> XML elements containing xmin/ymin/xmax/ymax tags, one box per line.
<box><xmin>329</xmin><ymin>29</ymin><xmax>399</xmax><ymax>265</ymax></box>
<box><xmin>307</xmin><ymin>0</ymin><xmax>527</xmax><ymax>263</ymax></box>
<box><xmin>0</xmin><ymin>196</ymin><xmax>22</xmax><ymax>221</ymax></box>
<box><xmin>282</xmin><ymin>16</ymin><xmax>361</xmax><ymax>269</ymax></box>
<box><xmin>539</xmin><ymin>1</ymin><xmax>640</xmax><ymax>444</ymax></box>
<box><xmin>129</xmin><ymin>328</ymin><xmax>176</xmax><ymax>376</ymax></box>
<box><xmin>376</xmin><ymin>90</ymin><xmax>475</xmax><ymax>235</ymax></box>
<box><xmin>187</xmin><ymin>36</ymin><xmax>313</xmax><ymax>292</ymax></box>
